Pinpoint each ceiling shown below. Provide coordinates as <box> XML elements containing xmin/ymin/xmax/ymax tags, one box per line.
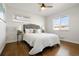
<box><xmin>5</xmin><ymin>3</ymin><xmax>79</xmax><ymax>16</ymax></box>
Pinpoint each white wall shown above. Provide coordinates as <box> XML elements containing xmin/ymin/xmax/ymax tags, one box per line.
<box><xmin>45</xmin><ymin>5</ymin><xmax>79</xmax><ymax>44</ymax></box>
<box><xmin>5</xmin><ymin>6</ymin><xmax>45</xmax><ymax>43</ymax></box>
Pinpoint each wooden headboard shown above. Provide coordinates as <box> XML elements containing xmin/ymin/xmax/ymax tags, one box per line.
<box><xmin>23</xmin><ymin>24</ymin><xmax>40</xmax><ymax>33</ymax></box>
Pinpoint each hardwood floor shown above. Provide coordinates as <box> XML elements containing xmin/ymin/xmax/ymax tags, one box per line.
<box><xmin>1</xmin><ymin>41</ymin><xmax>79</xmax><ymax>56</ymax></box>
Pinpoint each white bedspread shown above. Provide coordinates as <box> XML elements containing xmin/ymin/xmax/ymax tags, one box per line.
<box><xmin>23</xmin><ymin>33</ymin><xmax>60</xmax><ymax>55</ymax></box>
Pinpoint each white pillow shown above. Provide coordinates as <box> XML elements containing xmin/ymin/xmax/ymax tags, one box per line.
<box><xmin>35</xmin><ymin>29</ymin><xmax>41</xmax><ymax>33</ymax></box>
<box><xmin>25</xmin><ymin>29</ymin><xmax>33</xmax><ymax>33</ymax></box>
<box><xmin>30</xmin><ymin>29</ymin><xmax>33</xmax><ymax>33</ymax></box>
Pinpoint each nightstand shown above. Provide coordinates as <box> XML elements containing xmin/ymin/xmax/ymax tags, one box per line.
<box><xmin>17</xmin><ymin>30</ymin><xmax>24</xmax><ymax>42</ymax></box>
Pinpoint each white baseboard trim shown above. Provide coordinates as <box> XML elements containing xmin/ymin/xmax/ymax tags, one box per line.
<box><xmin>6</xmin><ymin>40</ymin><xmax>17</xmax><ymax>44</ymax></box>
<box><xmin>60</xmin><ymin>39</ymin><xmax>79</xmax><ymax>44</ymax></box>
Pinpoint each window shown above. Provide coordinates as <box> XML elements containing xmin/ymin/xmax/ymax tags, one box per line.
<box><xmin>0</xmin><ymin>12</ymin><xmax>4</xmax><ymax>19</ymax></box>
<box><xmin>0</xmin><ymin>4</ymin><xmax>5</xmax><ymax>20</ymax></box>
<box><xmin>53</xmin><ymin>18</ymin><xmax>60</xmax><ymax>30</ymax></box>
<box><xmin>53</xmin><ymin>16</ymin><xmax>69</xmax><ymax>30</ymax></box>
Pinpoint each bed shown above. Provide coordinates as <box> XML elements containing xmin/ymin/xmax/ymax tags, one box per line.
<box><xmin>23</xmin><ymin>24</ymin><xmax>60</xmax><ymax>55</ymax></box>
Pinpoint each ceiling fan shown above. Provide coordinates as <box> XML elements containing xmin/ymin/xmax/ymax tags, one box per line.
<box><xmin>39</xmin><ymin>3</ymin><xmax>53</xmax><ymax>10</ymax></box>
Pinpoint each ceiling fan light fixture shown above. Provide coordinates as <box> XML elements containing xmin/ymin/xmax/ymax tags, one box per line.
<box><xmin>41</xmin><ymin>3</ymin><xmax>46</xmax><ymax>10</ymax></box>
<box><xmin>41</xmin><ymin>6</ymin><xmax>46</xmax><ymax>10</ymax></box>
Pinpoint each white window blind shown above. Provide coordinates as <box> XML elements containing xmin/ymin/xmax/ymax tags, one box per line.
<box><xmin>53</xmin><ymin>16</ymin><xmax>69</xmax><ymax>30</ymax></box>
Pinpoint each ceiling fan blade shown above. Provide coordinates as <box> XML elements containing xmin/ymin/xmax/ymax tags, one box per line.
<box><xmin>46</xmin><ymin>6</ymin><xmax>53</xmax><ymax>8</ymax></box>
